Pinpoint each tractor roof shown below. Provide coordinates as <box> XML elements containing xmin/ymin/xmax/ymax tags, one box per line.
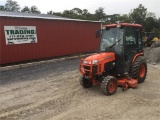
<box><xmin>103</xmin><ymin>23</ymin><xmax>142</xmax><ymax>28</ymax></box>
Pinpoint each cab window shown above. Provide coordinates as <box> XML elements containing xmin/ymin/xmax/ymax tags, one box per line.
<box><xmin>125</xmin><ymin>27</ymin><xmax>137</xmax><ymax>45</ymax></box>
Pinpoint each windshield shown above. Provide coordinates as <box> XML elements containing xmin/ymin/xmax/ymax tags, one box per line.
<box><xmin>99</xmin><ymin>27</ymin><xmax>124</xmax><ymax>52</ymax></box>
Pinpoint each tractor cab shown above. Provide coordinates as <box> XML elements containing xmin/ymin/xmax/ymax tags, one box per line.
<box><xmin>79</xmin><ymin>23</ymin><xmax>147</xmax><ymax>95</ymax></box>
<box><xmin>98</xmin><ymin>23</ymin><xmax>143</xmax><ymax>74</ymax></box>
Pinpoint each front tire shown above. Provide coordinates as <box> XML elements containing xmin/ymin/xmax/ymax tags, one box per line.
<box><xmin>101</xmin><ymin>76</ymin><xmax>117</xmax><ymax>95</ymax></box>
<box><xmin>131</xmin><ymin>56</ymin><xmax>147</xmax><ymax>83</ymax></box>
<box><xmin>79</xmin><ymin>76</ymin><xmax>92</xmax><ymax>88</ymax></box>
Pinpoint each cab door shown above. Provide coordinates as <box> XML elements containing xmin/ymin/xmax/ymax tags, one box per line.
<box><xmin>123</xmin><ymin>26</ymin><xmax>143</xmax><ymax>73</ymax></box>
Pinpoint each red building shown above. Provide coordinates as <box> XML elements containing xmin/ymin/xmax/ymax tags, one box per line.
<box><xmin>0</xmin><ymin>11</ymin><xmax>101</xmax><ymax>65</ymax></box>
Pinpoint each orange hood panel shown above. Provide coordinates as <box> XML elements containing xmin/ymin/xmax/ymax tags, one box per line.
<box><xmin>85</xmin><ymin>52</ymin><xmax>115</xmax><ymax>62</ymax></box>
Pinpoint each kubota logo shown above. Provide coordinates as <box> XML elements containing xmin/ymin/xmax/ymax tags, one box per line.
<box><xmin>106</xmin><ymin>56</ymin><xmax>112</xmax><ymax>59</ymax></box>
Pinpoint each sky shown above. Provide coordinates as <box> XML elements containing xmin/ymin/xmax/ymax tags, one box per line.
<box><xmin>0</xmin><ymin>0</ymin><xmax>160</xmax><ymax>18</ymax></box>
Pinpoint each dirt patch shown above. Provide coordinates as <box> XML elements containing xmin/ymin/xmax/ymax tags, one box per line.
<box><xmin>150</xmin><ymin>40</ymin><xmax>160</xmax><ymax>48</ymax></box>
<box><xmin>144</xmin><ymin>40</ymin><xmax>160</xmax><ymax>64</ymax></box>
<box><xmin>0</xmin><ymin>59</ymin><xmax>160</xmax><ymax>120</ymax></box>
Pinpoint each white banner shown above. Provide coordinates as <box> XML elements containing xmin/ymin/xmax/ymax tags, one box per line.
<box><xmin>4</xmin><ymin>26</ymin><xmax>37</xmax><ymax>45</ymax></box>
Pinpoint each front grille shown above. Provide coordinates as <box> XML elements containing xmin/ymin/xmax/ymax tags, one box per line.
<box><xmin>83</xmin><ymin>65</ymin><xmax>97</xmax><ymax>74</ymax></box>
<box><xmin>83</xmin><ymin>66</ymin><xmax>90</xmax><ymax>70</ymax></box>
<box><xmin>92</xmin><ymin>66</ymin><xmax>98</xmax><ymax>74</ymax></box>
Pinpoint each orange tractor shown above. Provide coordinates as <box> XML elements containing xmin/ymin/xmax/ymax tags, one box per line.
<box><xmin>79</xmin><ymin>23</ymin><xmax>147</xmax><ymax>95</ymax></box>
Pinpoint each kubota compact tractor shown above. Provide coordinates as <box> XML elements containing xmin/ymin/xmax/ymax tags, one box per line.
<box><xmin>79</xmin><ymin>23</ymin><xmax>147</xmax><ymax>95</ymax></box>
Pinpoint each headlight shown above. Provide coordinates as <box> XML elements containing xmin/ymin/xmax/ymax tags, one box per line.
<box><xmin>82</xmin><ymin>60</ymin><xmax>98</xmax><ymax>65</ymax></box>
<box><xmin>82</xmin><ymin>60</ymin><xmax>88</xmax><ymax>64</ymax></box>
<box><xmin>92</xmin><ymin>60</ymin><xmax>98</xmax><ymax>64</ymax></box>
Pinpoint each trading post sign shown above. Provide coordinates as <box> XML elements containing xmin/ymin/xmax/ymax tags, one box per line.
<box><xmin>4</xmin><ymin>26</ymin><xmax>37</xmax><ymax>45</ymax></box>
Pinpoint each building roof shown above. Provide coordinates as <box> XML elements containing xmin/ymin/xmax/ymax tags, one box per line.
<box><xmin>0</xmin><ymin>11</ymin><xmax>66</xmax><ymax>19</ymax></box>
<box><xmin>0</xmin><ymin>11</ymin><xmax>101</xmax><ymax>23</ymax></box>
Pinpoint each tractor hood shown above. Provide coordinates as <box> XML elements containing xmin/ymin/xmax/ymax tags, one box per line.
<box><xmin>84</xmin><ymin>52</ymin><xmax>115</xmax><ymax>63</ymax></box>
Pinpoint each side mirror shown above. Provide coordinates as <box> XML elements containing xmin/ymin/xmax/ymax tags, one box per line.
<box><xmin>96</xmin><ymin>30</ymin><xmax>102</xmax><ymax>38</ymax></box>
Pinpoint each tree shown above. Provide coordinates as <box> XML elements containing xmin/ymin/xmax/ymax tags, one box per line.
<box><xmin>82</xmin><ymin>9</ymin><xmax>93</xmax><ymax>20</ymax></box>
<box><xmin>47</xmin><ymin>8</ymin><xmax>94</xmax><ymax>20</ymax></box>
<box><xmin>21</xmin><ymin>6</ymin><xmax>41</xmax><ymax>14</ymax></box>
<box><xmin>30</xmin><ymin>6</ymin><xmax>41</xmax><ymax>14</ymax></box>
<box><xmin>53</xmin><ymin>12</ymin><xmax>63</xmax><ymax>16</ymax></box>
<box><xmin>146</xmin><ymin>12</ymin><xmax>156</xmax><ymax>19</ymax></box>
<box><xmin>63</xmin><ymin>10</ymin><xmax>74</xmax><ymax>18</ymax></box>
<box><xmin>105</xmin><ymin>14</ymin><xmax>121</xmax><ymax>23</ymax></box>
<box><xmin>47</xmin><ymin>10</ymin><xmax>63</xmax><ymax>17</ymax></box>
<box><xmin>71</xmin><ymin>8</ymin><xmax>82</xmax><ymax>15</ymax></box>
<box><xmin>62</xmin><ymin>8</ymin><xmax>84</xmax><ymax>19</ymax></box>
<box><xmin>82</xmin><ymin>9</ymin><xmax>89</xmax><ymax>16</ymax></box>
<box><xmin>117</xmin><ymin>14</ymin><xmax>130</xmax><ymax>22</ymax></box>
<box><xmin>4</xmin><ymin>0</ymin><xmax>20</xmax><ymax>12</ymax></box>
<box><xmin>144</xmin><ymin>17</ymin><xmax>156</xmax><ymax>32</ymax></box>
<box><xmin>95</xmin><ymin>7</ymin><xmax>106</xmax><ymax>21</ymax></box>
<box><xmin>21</xmin><ymin>6</ymin><xmax>30</xmax><ymax>13</ymax></box>
<box><xmin>0</xmin><ymin>5</ymin><xmax>5</xmax><ymax>11</ymax></box>
<box><xmin>157</xmin><ymin>18</ymin><xmax>160</xmax><ymax>30</ymax></box>
<box><xmin>63</xmin><ymin>8</ymin><xmax>94</xmax><ymax>20</ymax></box>
<box><xmin>152</xmin><ymin>28</ymin><xmax>160</xmax><ymax>38</ymax></box>
<box><xmin>129</xmin><ymin>4</ymin><xmax>147</xmax><ymax>24</ymax></box>
<box><xmin>47</xmin><ymin>10</ymin><xmax>54</xmax><ymax>14</ymax></box>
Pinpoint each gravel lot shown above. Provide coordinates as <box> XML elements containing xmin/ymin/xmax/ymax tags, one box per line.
<box><xmin>0</xmin><ymin>58</ymin><xmax>160</xmax><ymax>120</ymax></box>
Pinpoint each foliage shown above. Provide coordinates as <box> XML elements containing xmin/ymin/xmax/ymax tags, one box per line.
<box><xmin>94</xmin><ymin>7</ymin><xmax>106</xmax><ymax>20</ymax></box>
<box><xmin>152</xmin><ymin>28</ymin><xmax>160</xmax><ymax>38</ymax></box>
<box><xmin>0</xmin><ymin>5</ymin><xmax>5</xmax><ymax>11</ymax></box>
<box><xmin>30</xmin><ymin>6</ymin><xmax>41</xmax><ymax>14</ymax></box>
<box><xmin>21</xmin><ymin>6</ymin><xmax>30</xmax><ymax>13</ymax></box>
<box><xmin>21</xmin><ymin>6</ymin><xmax>41</xmax><ymax>14</ymax></box>
<box><xmin>4</xmin><ymin>0</ymin><xmax>20</xmax><ymax>12</ymax></box>
<box><xmin>144</xmin><ymin>17</ymin><xmax>156</xmax><ymax>32</ymax></box>
<box><xmin>1</xmin><ymin>0</ymin><xmax>41</xmax><ymax>14</ymax></box>
<box><xmin>1</xmin><ymin>0</ymin><xmax>160</xmax><ymax>37</ymax></box>
<box><xmin>47</xmin><ymin>8</ymin><xmax>98</xmax><ymax>20</ymax></box>
<box><xmin>129</xmin><ymin>4</ymin><xmax>147</xmax><ymax>24</ymax></box>
<box><xmin>47</xmin><ymin>10</ymin><xmax>54</xmax><ymax>14</ymax></box>
<box><xmin>117</xmin><ymin>14</ymin><xmax>131</xmax><ymax>23</ymax></box>
<box><xmin>146</xmin><ymin>12</ymin><xmax>156</xmax><ymax>19</ymax></box>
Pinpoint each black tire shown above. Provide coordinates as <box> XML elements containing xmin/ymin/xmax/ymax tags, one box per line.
<box><xmin>79</xmin><ymin>76</ymin><xmax>92</xmax><ymax>88</ymax></box>
<box><xmin>101</xmin><ymin>76</ymin><xmax>117</xmax><ymax>95</ymax></box>
<box><xmin>131</xmin><ymin>56</ymin><xmax>147</xmax><ymax>83</ymax></box>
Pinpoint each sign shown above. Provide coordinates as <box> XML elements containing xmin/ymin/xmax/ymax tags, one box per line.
<box><xmin>4</xmin><ymin>26</ymin><xmax>37</xmax><ymax>45</ymax></box>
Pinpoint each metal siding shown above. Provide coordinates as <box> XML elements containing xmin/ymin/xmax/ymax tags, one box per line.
<box><xmin>0</xmin><ymin>17</ymin><xmax>2</xmax><ymax>64</ymax></box>
<box><xmin>0</xmin><ymin>17</ymin><xmax>100</xmax><ymax>64</ymax></box>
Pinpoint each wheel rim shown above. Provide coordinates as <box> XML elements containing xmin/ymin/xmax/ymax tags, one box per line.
<box><xmin>140</xmin><ymin>65</ymin><xmax>145</xmax><ymax>78</ymax></box>
<box><xmin>108</xmin><ymin>81</ymin><xmax>115</xmax><ymax>93</ymax></box>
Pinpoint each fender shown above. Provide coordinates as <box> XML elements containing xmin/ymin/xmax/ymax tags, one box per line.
<box><xmin>132</xmin><ymin>52</ymin><xmax>144</xmax><ymax>64</ymax></box>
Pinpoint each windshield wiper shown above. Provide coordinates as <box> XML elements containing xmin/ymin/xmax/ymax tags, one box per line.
<box><xmin>109</xmin><ymin>38</ymin><xmax>123</xmax><ymax>48</ymax></box>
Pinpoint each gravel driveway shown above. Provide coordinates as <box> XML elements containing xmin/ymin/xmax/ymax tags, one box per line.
<box><xmin>0</xmin><ymin>58</ymin><xmax>160</xmax><ymax>120</ymax></box>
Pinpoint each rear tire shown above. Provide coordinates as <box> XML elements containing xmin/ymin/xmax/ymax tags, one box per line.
<box><xmin>131</xmin><ymin>56</ymin><xmax>147</xmax><ymax>83</ymax></box>
<box><xmin>101</xmin><ymin>76</ymin><xmax>117</xmax><ymax>95</ymax></box>
<box><xmin>79</xmin><ymin>76</ymin><xmax>92</xmax><ymax>88</ymax></box>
